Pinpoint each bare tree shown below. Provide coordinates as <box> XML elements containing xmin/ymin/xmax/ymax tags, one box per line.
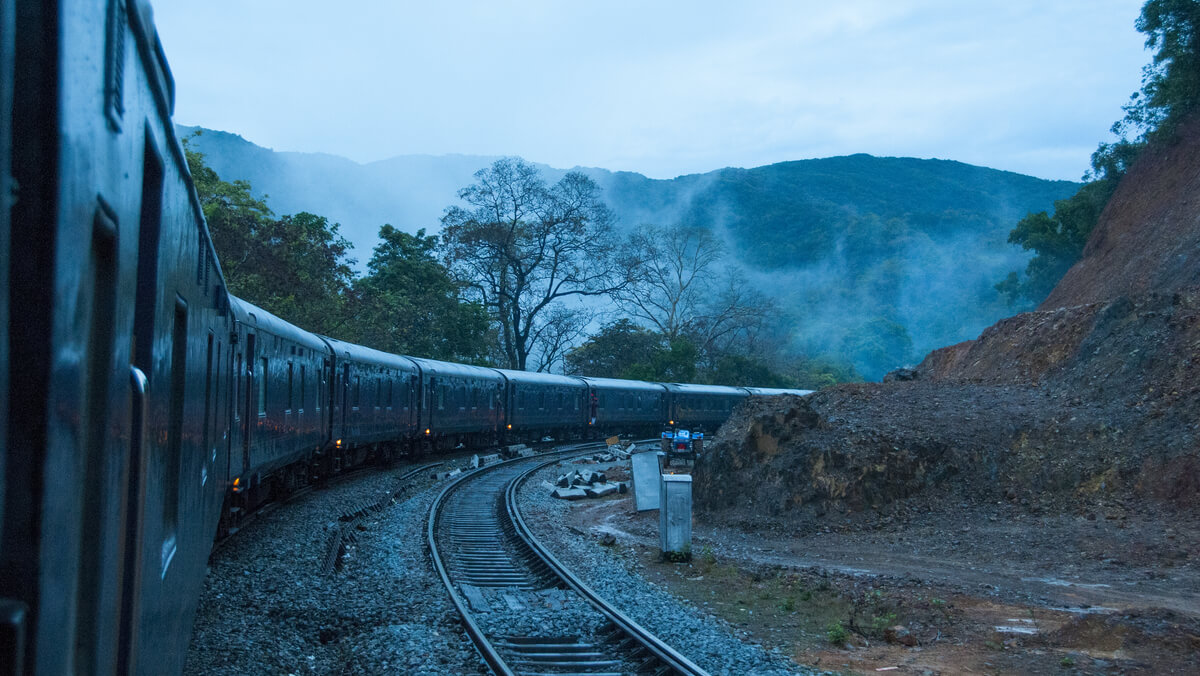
<box><xmin>615</xmin><ymin>223</ymin><xmax>771</xmax><ymax>356</ymax></box>
<box><xmin>441</xmin><ymin>158</ymin><xmax>633</xmax><ymax>371</ymax></box>
<box><xmin>614</xmin><ymin>224</ymin><xmax>722</xmax><ymax>341</ymax></box>
<box><xmin>527</xmin><ymin>304</ymin><xmax>595</xmax><ymax>373</ymax></box>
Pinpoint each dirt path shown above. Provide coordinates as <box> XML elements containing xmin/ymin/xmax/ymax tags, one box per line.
<box><xmin>556</xmin><ymin>475</ymin><xmax>1200</xmax><ymax>675</ymax></box>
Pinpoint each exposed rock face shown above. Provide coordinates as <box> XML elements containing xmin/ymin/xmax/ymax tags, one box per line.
<box><xmin>1042</xmin><ymin>115</ymin><xmax>1200</xmax><ymax>309</ymax></box>
<box><xmin>696</xmin><ymin>117</ymin><xmax>1200</xmax><ymax>525</ymax></box>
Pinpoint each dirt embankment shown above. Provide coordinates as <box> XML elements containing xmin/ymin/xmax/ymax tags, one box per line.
<box><xmin>683</xmin><ymin>117</ymin><xmax>1200</xmax><ymax>673</ymax></box>
<box><xmin>696</xmin><ymin>116</ymin><xmax>1200</xmax><ymax>530</ymax></box>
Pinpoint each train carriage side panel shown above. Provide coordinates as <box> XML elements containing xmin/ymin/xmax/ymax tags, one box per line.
<box><xmin>580</xmin><ymin>377</ymin><xmax>668</xmax><ymax>436</ymax></box>
<box><xmin>494</xmin><ymin>369</ymin><xmax>587</xmax><ymax>442</ymax></box>
<box><xmin>407</xmin><ymin>358</ymin><xmax>503</xmax><ymax>450</ymax></box>
<box><xmin>2</xmin><ymin>1</ymin><xmax>233</xmax><ymax>673</ymax></box>
<box><xmin>230</xmin><ymin>298</ymin><xmax>327</xmax><ymax>490</ymax></box>
<box><xmin>320</xmin><ymin>337</ymin><xmax>420</xmax><ymax>452</ymax></box>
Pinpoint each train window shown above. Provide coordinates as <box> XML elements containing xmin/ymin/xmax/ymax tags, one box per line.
<box><xmin>387</xmin><ymin>379</ymin><xmax>394</xmax><ymax>408</ymax></box>
<box><xmin>300</xmin><ymin>364</ymin><xmax>306</xmax><ymax>413</ymax></box>
<box><xmin>287</xmin><ymin>362</ymin><xmax>294</xmax><ymax>412</ymax></box>
<box><xmin>202</xmin><ymin>333</ymin><xmax>213</xmax><ymax>466</ymax></box>
<box><xmin>164</xmin><ymin>296</ymin><xmax>188</xmax><ymax>574</ymax></box>
<box><xmin>438</xmin><ymin>384</ymin><xmax>445</xmax><ymax>411</ymax></box>
<box><xmin>574</xmin><ymin>395</ymin><xmax>579</xmax><ymax>411</ymax></box>
<box><xmin>233</xmin><ymin>354</ymin><xmax>241</xmax><ymax>422</ymax></box>
<box><xmin>103</xmin><ymin>0</ymin><xmax>126</xmax><ymax>129</ymax></box>
<box><xmin>258</xmin><ymin>357</ymin><xmax>267</xmax><ymax>416</ymax></box>
<box><xmin>353</xmin><ymin>377</ymin><xmax>361</xmax><ymax>409</ymax></box>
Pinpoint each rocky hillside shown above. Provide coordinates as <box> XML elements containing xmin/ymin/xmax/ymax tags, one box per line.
<box><xmin>696</xmin><ymin>116</ymin><xmax>1200</xmax><ymax>525</ymax></box>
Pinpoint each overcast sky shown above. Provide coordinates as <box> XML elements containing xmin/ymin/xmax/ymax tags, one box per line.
<box><xmin>153</xmin><ymin>1</ymin><xmax>1149</xmax><ymax>181</ymax></box>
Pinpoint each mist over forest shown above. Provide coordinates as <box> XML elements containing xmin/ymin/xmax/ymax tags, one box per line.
<box><xmin>180</xmin><ymin>125</ymin><xmax>1078</xmax><ymax>379</ymax></box>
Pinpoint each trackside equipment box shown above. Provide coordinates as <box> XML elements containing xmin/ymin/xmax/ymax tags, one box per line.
<box><xmin>658</xmin><ymin>473</ymin><xmax>693</xmax><ymax>556</ymax></box>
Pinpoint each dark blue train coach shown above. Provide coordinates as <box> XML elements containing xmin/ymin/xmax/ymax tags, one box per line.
<box><xmin>0</xmin><ymin>1</ymin><xmax>812</xmax><ymax>674</ymax></box>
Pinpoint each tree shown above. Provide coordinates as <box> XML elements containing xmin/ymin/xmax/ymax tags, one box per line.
<box><xmin>564</xmin><ymin>319</ymin><xmax>663</xmax><ymax>378</ymax></box>
<box><xmin>615</xmin><ymin>223</ymin><xmax>771</xmax><ymax>361</ymax></box>
<box><xmin>348</xmin><ymin>225</ymin><xmax>490</xmax><ymax>362</ymax></box>
<box><xmin>440</xmin><ymin>157</ymin><xmax>632</xmax><ymax>371</ymax></box>
<box><xmin>999</xmin><ymin>0</ymin><xmax>1200</xmax><ymax>306</ymax></box>
<box><xmin>183</xmin><ymin>132</ymin><xmax>273</xmax><ymax>287</ymax></box>
<box><xmin>237</xmin><ymin>212</ymin><xmax>356</xmax><ymax>335</ymax></box>
<box><xmin>1117</xmin><ymin>0</ymin><xmax>1200</xmax><ymax>143</ymax></box>
<box><xmin>184</xmin><ymin>136</ymin><xmax>356</xmax><ymax>334</ymax></box>
<box><xmin>996</xmin><ymin>179</ymin><xmax>1116</xmax><ymax>305</ymax></box>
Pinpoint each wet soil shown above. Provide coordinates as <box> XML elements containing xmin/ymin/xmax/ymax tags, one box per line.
<box><xmin>559</xmin><ymin>483</ymin><xmax>1200</xmax><ymax>675</ymax></box>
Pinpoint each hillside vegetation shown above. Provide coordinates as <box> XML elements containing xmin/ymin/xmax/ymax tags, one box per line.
<box><xmin>182</xmin><ymin>128</ymin><xmax>1077</xmax><ymax>379</ymax></box>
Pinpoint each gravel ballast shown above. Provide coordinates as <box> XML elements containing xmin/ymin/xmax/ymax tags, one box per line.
<box><xmin>185</xmin><ymin>462</ymin><xmax>487</xmax><ymax>675</ymax></box>
<box><xmin>517</xmin><ymin>459</ymin><xmax>818</xmax><ymax>676</ymax></box>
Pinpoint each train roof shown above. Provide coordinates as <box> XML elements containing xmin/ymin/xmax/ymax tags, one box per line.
<box><xmin>578</xmin><ymin>376</ymin><xmax>668</xmax><ymax>393</ymax></box>
<box><xmin>661</xmin><ymin>383</ymin><xmax>750</xmax><ymax>396</ymax></box>
<box><xmin>406</xmin><ymin>357</ymin><xmax>505</xmax><ymax>383</ymax></box>
<box><xmin>230</xmin><ymin>296</ymin><xmax>328</xmax><ymax>351</ymax></box>
<box><xmin>741</xmin><ymin>387</ymin><xmax>815</xmax><ymax>397</ymax></box>
<box><xmin>493</xmin><ymin>369</ymin><xmax>587</xmax><ymax>389</ymax></box>
<box><xmin>319</xmin><ymin>335</ymin><xmax>419</xmax><ymax>372</ymax></box>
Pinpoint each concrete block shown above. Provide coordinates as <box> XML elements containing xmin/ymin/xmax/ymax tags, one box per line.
<box><xmin>632</xmin><ymin>451</ymin><xmax>664</xmax><ymax>511</ymax></box>
<box><xmin>552</xmin><ymin>487</ymin><xmax>589</xmax><ymax>500</ymax></box>
<box><xmin>584</xmin><ymin>483</ymin><xmax>618</xmax><ymax>497</ymax></box>
<box><xmin>659</xmin><ymin>473</ymin><xmax>693</xmax><ymax>557</ymax></box>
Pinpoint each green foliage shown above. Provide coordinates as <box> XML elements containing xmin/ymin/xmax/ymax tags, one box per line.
<box><xmin>346</xmin><ymin>225</ymin><xmax>491</xmax><ymax>362</ymax></box>
<box><xmin>187</xmin><ymin>133</ymin><xmax>489</xmax><ymax>356</ymax></box>
<box><xmin>997</xmin><ymin>179</ymin><xmax>1119</xmax><ymax>305</ymax></box>
<box><xmin>1000</xmin><ymin>0</ymin><xmax>1200</xmax><ymax>306</ymax></box>
<box><xmin>565</xmin><ymin>318</ymin><xmax>858</xmax><ymax>388</ymax></box>
<box><xmin>564</xmin><ymin>319</ymin><xmax>662</xmax><ymax>378</ymax></box>
<box><xmin>826</xmin><ymin>621</ymin><xmax>849</xmax><ymax>646</ymax></box>
<box><xmin>837</xmin><ymin>318</ymin><xmax>913</xmax><ymax>380</ymax></box>
<box><xmin>233</xmin><ymin>211</ymin><xmax>356</xmax><ymax>335</ymax></box>
<box><xmin>184</xmin><ymin>132</ymin><xmax>273</xmax><ymax>287</ymax></box>
<box><xmin>1118</xmin><ymin>0</ymin><xmax>1200</xmax><ymax>143</ymax></box>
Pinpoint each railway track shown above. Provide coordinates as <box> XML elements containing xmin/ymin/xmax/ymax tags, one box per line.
<box><xmin>429</xmin><ymin>442</ymin><xmax>708</xmax><ymax>676</ymax></box>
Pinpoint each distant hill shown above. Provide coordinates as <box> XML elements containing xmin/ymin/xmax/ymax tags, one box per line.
<box><xmin>179</xmin><ymin>125</ymin><xmax>1080</xmax><ymax>379</ymax></box>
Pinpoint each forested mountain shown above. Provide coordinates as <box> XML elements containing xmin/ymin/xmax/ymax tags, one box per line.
<box><xmin>180</xmin><ymin>125</ymin><xmax>1079</xmax><ymax>379</ymax></box>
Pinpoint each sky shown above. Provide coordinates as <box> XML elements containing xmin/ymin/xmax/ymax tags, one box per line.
<box><xmin>152</xmin><ymin>1</ymin><xmax>1150</xmax><ymax>181</ymax></box>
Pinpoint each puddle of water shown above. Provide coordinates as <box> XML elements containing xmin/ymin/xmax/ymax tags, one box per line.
<box><xmin>994</xmin><ymin>625</ymin><xmax>1039</xmax><ymax>635</ymax></box>
<box><xmin>1021</xmin><ymin>576</ymin><xmax>1112</xmax><ymax>589</ymax></box>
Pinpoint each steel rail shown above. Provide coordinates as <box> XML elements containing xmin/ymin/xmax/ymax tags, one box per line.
<box><xmin>508</xmin><ymin>453</ymin><xmax>709</xmax><ymax>676</ymax></box>
<box><xmin>429</xmin><ymin>439</ymin><xmax>710</xmax><ymax>676</ymax></box>
<box><xmin>427</xmin><ymin>441</ymin><xmax>607</xmax><ymax>675</ymax></box>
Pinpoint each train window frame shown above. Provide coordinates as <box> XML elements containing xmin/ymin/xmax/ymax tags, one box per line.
<box><xmin>257</xmin><ymin>357</ymin><xmax>267</xmax><ymax>417</ymax></box>
<box><xmin>286</xmin><ymin>361</ymin><xmax>294</xmax><ymax>413</ymax></box>
<box><xmin>103</xmin><ymin>0</ymin><xmax>126</xmax><ymax>130</ymax></box>
<box><xmin>299</xmin><ymin>364</ymin><xmax>306</xmax><ymax>414</ymax></box>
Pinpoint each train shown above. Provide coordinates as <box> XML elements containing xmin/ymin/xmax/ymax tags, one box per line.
<box><xmin>0</xmin><ymin>1</ymin><xmax>810</xmax><ymax>674</ymax></box>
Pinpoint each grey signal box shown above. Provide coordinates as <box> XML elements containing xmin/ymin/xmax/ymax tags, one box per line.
<box><xmin>658</xmin><ymin>473</ymin><xmax>693</xmax><ymax>557</ymax></box>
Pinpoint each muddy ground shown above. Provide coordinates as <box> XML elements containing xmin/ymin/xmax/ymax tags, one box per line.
<box><xmin>554</xmin><ymin>471</ymin><xmax>1199</xmax><ymax>675</ymax></box>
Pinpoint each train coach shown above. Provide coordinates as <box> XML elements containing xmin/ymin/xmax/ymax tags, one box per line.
<box><xmin>3</xmin><ymin>1</ymin><xmax>233</xmax><ymax>672</ymax></box>
<box><xmin>0</xmin><ymin>1</ymin><xmax>814</xmax><ymax>674</ymax></box>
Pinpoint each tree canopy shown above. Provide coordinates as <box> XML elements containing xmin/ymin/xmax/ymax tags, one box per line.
<box><xmin>345</xmin><ymin>225</ymin><xmax>491</xmax><ymax>363</ymax></box>
<box><xmin>440</xmin><ymin>157</ymin><xmax>632</xmax><ymax>371</ymax></box>
<box><xmin>999</xmin><ymin>0</ymin><xmax>1200</xmax><ymax>306</ymax></box>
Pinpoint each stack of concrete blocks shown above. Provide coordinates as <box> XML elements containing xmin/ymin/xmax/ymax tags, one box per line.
<box><xmin>548</xmin><ymin>469</ymin><xmax>628</xmax><ymax>500</ymax></box>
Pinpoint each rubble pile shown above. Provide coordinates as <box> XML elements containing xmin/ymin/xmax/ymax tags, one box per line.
<box><xmin>695</xmin><ymin>115</ymin><xmax>1200</xmax><ymax>527</ymax></box>
<box><xmin>546</xmin><ymin>469</ymin><xmax>629</xmax><ymax>501</ymax></box>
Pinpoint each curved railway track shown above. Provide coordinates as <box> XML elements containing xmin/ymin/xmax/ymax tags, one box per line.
<box><xmin>429</xmin><ymin>443</ymin><xmax>708</xmax><ymax>676</ymax></box>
